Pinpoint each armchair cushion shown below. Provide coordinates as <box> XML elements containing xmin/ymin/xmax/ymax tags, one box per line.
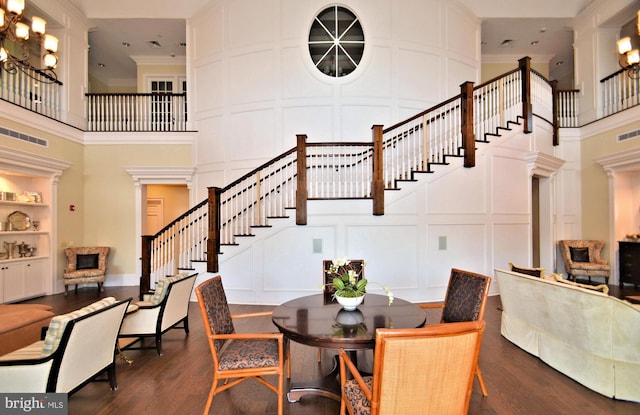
<box><xmin>42</xmin><ymin>297</ymin><xmax>116</xmax><ymax>357</ymax></box>
<box><xmin>569</xmin><ymin>247</ymin><xmax>590</xmax><ymax>262</ymax></box>
<box><xmin>76</xmin><ymin>253</ymin><xmax>99</xmax><ymax>270</ymax></box>
<box><xmin>509</xmin><ymin>262</ymin><xmax>545</xmax><ymax>278</ymax></box>
<box><xmin>150</xmin><ymin>272</ymin><xmax>190</xmax><ymax>305</ymax></box>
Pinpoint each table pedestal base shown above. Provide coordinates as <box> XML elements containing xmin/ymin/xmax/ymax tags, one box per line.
<box><xmin>287</xmin><ymin>354</ymin><xmax>341</xmax><ymax>402</ymax></box>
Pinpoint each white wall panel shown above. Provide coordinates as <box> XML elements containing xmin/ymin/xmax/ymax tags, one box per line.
<box><xmin>492</xmin><ymin>155</ymin><xmax>529</xmax><ymax>214</ymax></box>
<box><xmin>263</xmin><ymin>225</ymin><xmax>336</xmax><ymax>291</ymax></box>
<box><xmin>228</xmin><ymin>0</ymin><xmax>277</xmax><ymax>49</ymax></box>
<box><xmin>191</xmin><ymin>3</ymin><xmax>223</xmax><ymax>61</ymax></box>
<box><xmin>341</xmin><ymin>106</ymin><xmax>392</xmax><ymax>141</ymax></box>
<box><xmin>195</xmin><ymin>116</ymin><xmax>225</xmax><ymax>164</ymax></box>
<box><xmin>428</xmin><ymin>159</ymin><xmax>487</xmax><ymax>214</ymax></box>
<box><xmin>347</xmin><ymin>225</ymin><xmax>419</xmax><ymax>289</ymax></box>
<box><xmin>493</xmin><ymin>223</ymin><xmax>531</xmax><ymax>272</ymax></box>
<box><xmin>427</xmin><ymin>224</ymin><xmax>487</xmax><ymax>283</ymax></box>
<box><xmin>393</xmin><ymin>0</ymin><xmax>442</xmax><ymax>47</ymax></box>
<box><xmin>229</xmin><ymin>109</ymin><xmax>277</xmax><ymax>161</ymax></box>
<box><xmin>398</xmin><ymin>49</ymin><xmax>442</xmax><ymax>102</ymax></box>
<box><xmin>194</xmin><ymin>61</ymin><xmax>224</xmax><ymax>113</ymax></box>
<box><xmin>281</xmin><ymin>47</ymin><xmax>332</xmax><ymax>100</ymax></box>
<box><xmin>282</xmin><ymin>106</ymin><xmax>333</xmax><ymax>143</ymax></box>
<box><xmin>228</xmin><ymin>51</ymin><xmax>277</xmax><ymax>105</ymax></box>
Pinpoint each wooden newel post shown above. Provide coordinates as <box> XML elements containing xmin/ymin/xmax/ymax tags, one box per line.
<box><xmin>460</xmin><ymin>81</ymin><xmax>475</xmax><ymax>168</ymax></box>
<box><xmin>207</xmin><ymin>186</ymin><xmax>220</xmax><ymax>273</ymax></box>
<box><xmin>519</xmin><ymin>56</ymin><xmax>533</xmax><ymax>133</ymax></box>
<box><xmin>550</xmin><ymin>79</ymin><xmax>559</xmax><ymax>146</ymax></box>
<box><xmin>296</xmin><ymin>134</ymin><xmax>308</xmax><ymax>225</ymax></box>
<box><xmin>372</xmin><ymin>125</ymin><xmax>384</xmax><ymax>215</ymax></box>
<box><xmin>140</xmin><ymin>235</ymin><xmax>152</xmax><ymax>300</ymax></box>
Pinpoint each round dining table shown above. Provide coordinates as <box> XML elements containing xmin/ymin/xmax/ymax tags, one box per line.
<box><xmin>271</xmin><ymin>293</ymin><xmax>426</xmax><ymax>402</ymax></box>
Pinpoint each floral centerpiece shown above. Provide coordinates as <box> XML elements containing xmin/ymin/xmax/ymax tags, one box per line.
<box><xmin>325</xmin><ymin>257</ymin><xmax>394</xmax><ymax>309</ymax></box>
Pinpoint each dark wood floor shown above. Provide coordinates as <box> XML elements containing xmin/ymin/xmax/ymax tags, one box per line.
<box><xmin>17</xmin><ymin>283</ymin><xmax>640</xmax><ymax>415</ymax></box>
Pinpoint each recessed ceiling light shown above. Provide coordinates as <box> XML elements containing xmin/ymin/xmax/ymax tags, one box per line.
<box><xmin>500</xmin><ymin>39</ymin><xmax>513</xmax><ymax>47</ymax></box>
<box><xmin>556</xmin><ymin>61</ymin><xmax>564</xmax><ymax>66</ymax></box>
<box><xmin>98</xmin><ymin>63</ymin><xmax>105</xmax><ymax>68</ymax></box>
<box><xmin>122</xmin><ymin>42</ymin><xmax>130</xmax><ymax>47</ymax></box>
<box><xmin>530</xmin><ymin>40</ymin><xmax>538</xmax><ymax>46</ymax></box>
<box><xmin>147</xmin><ymin>40</ymin><xmax>162</xmax><ymax>48</ymax></box>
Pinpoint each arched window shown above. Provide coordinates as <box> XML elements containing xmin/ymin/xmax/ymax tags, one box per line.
<box><xmin>308</xmin><ymin>5</ymin><xmax>364</xmax><ymax>78</ymax></box>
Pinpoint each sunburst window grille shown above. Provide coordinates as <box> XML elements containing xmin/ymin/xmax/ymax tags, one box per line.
<box><xmin>309</xmin><ymin>6</ymin><xmax>364</xmax><ymax>78</ymax></box>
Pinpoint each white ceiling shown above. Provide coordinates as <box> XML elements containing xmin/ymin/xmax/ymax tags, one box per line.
<box><xmin>65</xmin><ymin>0</ymin><xmax>622</xmax><ymax>88</ymax></box>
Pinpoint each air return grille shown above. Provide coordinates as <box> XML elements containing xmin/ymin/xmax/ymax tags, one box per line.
<box><xmin>617</xmin><ymin>129</ymin><xmax>640</xmax><ymax>142</ymax></box>
<box><xmin>0</xmin><ymin>127</ymin><xmax>47</xmax><ymax>147</ymax></box>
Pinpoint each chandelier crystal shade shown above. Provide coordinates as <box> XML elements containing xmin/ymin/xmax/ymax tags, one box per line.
<box><xmin>0</xmin><ymin>0</ymin><xmax>59</xmax><ymax>83</ymax></box>
<box><xmin>617</xmin><ymin>9</ymin><xmax>640</xmax><ymax>79</ymax></box>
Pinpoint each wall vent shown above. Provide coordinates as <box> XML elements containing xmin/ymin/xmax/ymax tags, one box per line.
<box><xmin>0</xmin><ymin>127</ymin><xmax>48</xmax><ymax>147</ymax></box>
<box><xmin>617</xmin><ymin>129</ymin><xmax>640</xmax><ymax>142</ymax></box>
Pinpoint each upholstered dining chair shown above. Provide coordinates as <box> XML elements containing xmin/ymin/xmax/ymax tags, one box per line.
<box><xmin>338</xmin><ymin>320</ymin><xmax>485</xmax><ymax>415</ymax></box>
<box><xmin>195</xmin><ymin>276</ymin><xmax>286</xmax><ymax>415</ymax></box>
<box><xmin>559</xmin><ymin>240</ymin><xmax>610</xmax><ymax>285</ymax></box>
<box><xmin>419</xmin><ymin>268</ymin><xmax>491</xmax><ymax>397</ymax></box>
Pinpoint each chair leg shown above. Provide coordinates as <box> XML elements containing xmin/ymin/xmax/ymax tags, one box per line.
<box><xmin>107</xmin><ymin>363</ymin><xmax>118</xmax><ymax>390</ymax></box>
<box><xmin>98</xmin><ymin>281</ymin><xmax>104</xmax><ymax>292</ymax></box>
<box><xmin>183</xmin><ymin>317</ymin><xmax>190</xmax><ymax>335</ymax></box>
<box><xmin>317</xmin><ymin>348</ymin><xmax>322</xmax><ymax>363</ymax></box>
<box><xmin>64</xmin><ymin>284</ymin><xmax>68</xmax><ymax>296</ymax></box>
<box><xmin>202</xmin><ymin>381</ymin><xmax>216</xmax><ymax>415</ymax></box>
<box><xmin>155</xmin><ymin>334</ymin><xmax>163</xmax><ymax>356</ymax></box>
<box><xmin>476</xmin><ymin>366</ymin><xmax>488</xmax><ymax>397</ymax></box>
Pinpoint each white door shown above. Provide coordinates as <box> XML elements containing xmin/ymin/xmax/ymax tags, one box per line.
<box><xmin>146</xmin><ymin>198</ymin><xmax>164</xmax><ymax>235</ymax></box>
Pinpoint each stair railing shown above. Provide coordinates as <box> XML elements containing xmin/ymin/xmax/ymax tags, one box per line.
<box><xmin>140</xmin><ymin>57</ymin><xmax>569</xmax><ymax>297</ymax></box>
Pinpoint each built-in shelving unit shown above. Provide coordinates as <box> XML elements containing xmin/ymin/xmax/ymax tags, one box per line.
<box><xmin>0</xmin><ymin>146</ymin><xmax>70</xmax><ymax>303</ymax></box>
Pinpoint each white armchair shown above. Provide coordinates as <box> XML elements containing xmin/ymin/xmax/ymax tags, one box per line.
<box><xmin>0</xmin><ymin>297</ymin><xmax>130</xmax><ymax>394</ymax></box>
<box><xmin>119</xmin><ymin>273</ymin><xmax>197</xmax><ymax>356</ymax></box>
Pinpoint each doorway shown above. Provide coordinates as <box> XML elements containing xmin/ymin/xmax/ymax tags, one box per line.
<box><xmin>144</xmin><ymin>184</ymin><xmax>189</xmax><ymax>235</ymax></box>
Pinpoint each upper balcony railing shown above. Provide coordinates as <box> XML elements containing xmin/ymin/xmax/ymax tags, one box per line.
<box><xmin>85</xmin><ymin>92</ymin><xmax>187</xmax><ymax>132</ymax></box>
<box><xmin>601</xmin><ymin>68</ymin><xmax>640</xmax><ymax>118</ymax></box>
<box><xmin>0</xmin><ymin>67</ymin><xmax>62</xmax><ymax>119</ymax></box>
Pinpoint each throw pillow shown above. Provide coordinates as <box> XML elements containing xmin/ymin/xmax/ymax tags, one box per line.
<box><xmin>76</xmin><ymin>253</ymin><xmax>99</xmax><ymax>270</ymax></box>
<box><xmin>569</xmin><ymin>247</ymin><xmax>590</xmax><ymax>262</ymax></box>
<box><xmin>509</xmin><ymin>262</ymin><xmax>545</xmax><ymax>278</ymax></box>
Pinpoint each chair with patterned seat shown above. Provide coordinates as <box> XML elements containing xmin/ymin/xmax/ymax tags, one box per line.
<box><xmin>419</xmin><ymin>268</ymin><xmax>491</xmax><ymax>396</ymax></box>
<box><xmin>195</xmin><ymin>276</ymin><xmax>285</xmax><ymax>415</ymax></box>
<box><xmin>559</xmin><ymin>240</ymin><xmax>610</xmax><ymax>285</ymax></box>
<box><xmin>339</xmin><ymin>320</ymin><xmax>485</xmax><ymax>415</ymax></box>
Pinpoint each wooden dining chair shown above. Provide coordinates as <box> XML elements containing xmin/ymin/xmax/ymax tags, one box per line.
<box><xmin>339</xmin><ymin>320</ymin><xmax>485</xmax><ymax>415</ymax></box>
<box><xmin>195</xmin><ymin>276</ymin><xmax>286</xmax><ymax>415</ymax></box>
<box><xmin>419</xmin><ymin>268</ymin><xmax>491</xmax><ymax>396</ymax></box>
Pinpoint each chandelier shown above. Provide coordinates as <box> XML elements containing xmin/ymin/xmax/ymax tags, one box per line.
<box><xmin>0</xmin><ymin>0</ymin><xmax>59</xmax><ymax>83</ymax></box>
<box><xmin>617</xmin><ymin>10</ymin><xmax>640</xmax><ymax>79</ymax></box>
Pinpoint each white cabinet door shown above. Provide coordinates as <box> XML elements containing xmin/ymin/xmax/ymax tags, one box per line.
<box><xmin>2</xmin><ymin>263</ymin><xmax>25</xmax><ymax>303</ymax></box>
<box><xmin>24</xmin><ymin>259</ymin><xmax>45</xmax><ymax>298</ymax></box>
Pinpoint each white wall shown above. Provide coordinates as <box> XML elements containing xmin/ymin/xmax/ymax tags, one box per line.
<box><xmin>189</xmin><ymin>0</ymin><xmax>480</xmax><ymax>197</ymax></box>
